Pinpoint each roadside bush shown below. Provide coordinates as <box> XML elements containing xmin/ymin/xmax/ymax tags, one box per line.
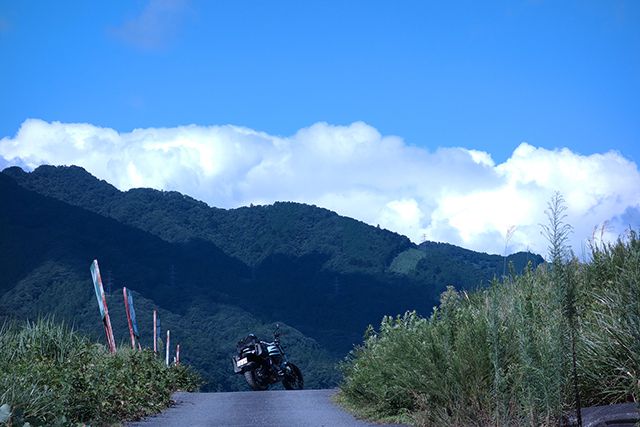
<box><xmin>579</xmin><ymin>231</ymin><xmax>640</xmax><ymax>405</ymax></box>
<box><xmin>340</xmin><ymin>232</ymin><xmax>640</xmax><ymax>426</ymax></box>
<box><xmin>0</xmin><ymin>318</ymin><xmax>200</xmax><ymax>426</ymax></box>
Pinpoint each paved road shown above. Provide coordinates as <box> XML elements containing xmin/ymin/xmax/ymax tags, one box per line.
<box><xmin>566</xmin><ymin>403</ymin><xmax>639</xmax><ymax>427</ymax></box>
<box><xmin>127</xmin><ymin>390</ymin><xmax>638</xmax><ymax>427</ymax></box>
<box><xmin>127</xmin><ymin>389</ymin><xmax>407</xmax><ymax>427</ymax></box>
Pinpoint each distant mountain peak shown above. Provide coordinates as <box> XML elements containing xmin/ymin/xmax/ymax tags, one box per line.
<box><xmin>4</xmin><ymin>164</ymin><xmax>120</xmax><ymax>198</ymax></box>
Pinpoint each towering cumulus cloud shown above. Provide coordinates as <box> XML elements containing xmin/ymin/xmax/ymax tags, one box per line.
<box><xmin>2</xmin><ymin>119</ymin><xmax>639</xmax><ymax>256</ymax></box>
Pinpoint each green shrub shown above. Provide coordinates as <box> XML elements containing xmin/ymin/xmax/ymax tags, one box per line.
<box><xmin>0</xmin><ymin>318</ymin><xmax>201</xmax><ymax>426</ymax></box>
<box><xmin>340</xmin><ymin>232</ymin><xmax>640</xmax><ymax>426</ymax></box>
<box><xmin>579</xmin><ymin>231</ymin><xmax>640</xmax><ymax>405</ymax></box>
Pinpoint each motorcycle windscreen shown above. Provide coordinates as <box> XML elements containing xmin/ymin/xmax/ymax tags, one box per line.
<box><xmin>266</xmin><ymin>344</ymin><xmax>281</xmax><ymax>356</ymax></box>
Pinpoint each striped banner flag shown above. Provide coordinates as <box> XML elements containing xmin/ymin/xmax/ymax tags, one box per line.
<box><xmin>90</xmin><ymin>260</ymin><xmax>117</xmax><ymax>354</ymax></box>
<box><xmin>128</xmin><ymin>291</ymin><xmax>139</xmax><ymax>339</ymax></box>
<box><xmin>127</xmin><ymin>291</ymin><xmax>141</xmax><ymax>350</ymax></box>
<box><xmin>123</xmin><ymin>287</ymin><xmax>136</xmax><ymax>349</ymax></box>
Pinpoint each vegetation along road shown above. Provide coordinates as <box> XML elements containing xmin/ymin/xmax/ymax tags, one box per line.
<box><xmin>126</xmin><ymin>389</ymin><xmax>407</xmax><ymax>427</ymax></box>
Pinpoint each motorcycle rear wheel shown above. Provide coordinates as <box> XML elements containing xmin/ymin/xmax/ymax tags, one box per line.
<box><xmin>244</xmin><ymin>369</ymin><xmax>269</xmax><ymax>391</ymax></box>
<box><xmin>282</xmin><ymin>363</ymin><xmax>304</xmax><ymax>390</ymax></box>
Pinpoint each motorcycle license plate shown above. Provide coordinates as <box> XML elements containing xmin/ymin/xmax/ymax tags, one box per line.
<box><xmin>237</xmin><ymin>357</ymin><xmax>249</xmax><ymax>367</ymax></box>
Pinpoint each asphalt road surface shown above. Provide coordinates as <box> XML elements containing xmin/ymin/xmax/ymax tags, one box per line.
<box><xmin>127</xmin><ymin>389</ymin><xmax>407</xmax><ymax>427</ymax></box>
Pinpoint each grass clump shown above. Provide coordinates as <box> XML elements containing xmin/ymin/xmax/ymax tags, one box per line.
<box><xmin>340</xmin><ymin>231</ymin><xmax>640</xmax><ymax>426</ymax></box>
<box><xmin>0</xmin><ymin>318</ymin><xmax>200</xmax><ymax>426</ymax></box>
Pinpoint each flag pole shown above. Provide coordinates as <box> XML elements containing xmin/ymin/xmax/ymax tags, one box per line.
<box><xmin>165</xmin><ymin>330</ymin><xmax>170</xmax><ymax>366</ymax></box>
<box><xmin>90</xmin><ymin>260</ymin><xmax>117</xmax><ymax>354</ymax></box>
<box><xmin>153</xmin><ymin>310</ymin><xmax>157</xmax><ymax>354</ymax></box>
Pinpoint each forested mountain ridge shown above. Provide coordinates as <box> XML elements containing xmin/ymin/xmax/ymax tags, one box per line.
<box><xmin>1</xmin><ymin>165</ymin><xmax>544</xmax><ymax>390</ymax></box>
<box><xmin>0</xmin><ymin>173</ymin><xmax>336</xmax><ymax>390</ymax></box>
<box><xmin>3</xmin><ymin>165</ymin><xmax>540</xmax><ymax>278</ymax></box>
<box><xmin>3</xmin><ymin>165</ymin><xmax>412</xmax><ymax>275</ymax></box>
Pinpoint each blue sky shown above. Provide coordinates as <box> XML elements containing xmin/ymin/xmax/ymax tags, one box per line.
<box><xmin>1</xmin><ymin>1</ymin><xmax>638</xmax><ymax>162</ymax></box>
<box><xmin>1</xmin><ymin>1</ymin><xmax>639</xmax><ymax>255</ymax></box>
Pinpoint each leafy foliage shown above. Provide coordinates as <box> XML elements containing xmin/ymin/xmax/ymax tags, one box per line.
<box><xmin>0</xmin><ymin>318</ymin><xmax>200</xmax><ymax>426</ymax></box>
<box><xmin>339</xmin><ymin>232</ymin><xmax>640</xmax><ymax>426</ymax></box>
<box><xmin>579</xmin><ymin>231</ymin><xmax>640</xmax><ymax>404</ymax></box>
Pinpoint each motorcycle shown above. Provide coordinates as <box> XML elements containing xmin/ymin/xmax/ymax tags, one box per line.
<box><xmin>232</xmin><ymin>324</ymin><xmax>304</xmax><ymax>391</ymax></box>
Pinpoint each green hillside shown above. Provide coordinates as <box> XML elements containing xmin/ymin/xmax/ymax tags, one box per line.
<box><xmin>0</xmin><ymin>166</ymin><xmax>544</xmax><ymax>391</ymax></box>
<box><xmin>3</xmin><ymin>165</ymin><xmax>412</xmax><ymax>274</ymax></box>
<box><xmin>0</xmin><ymin>173</ymin><xmax>337</xmax><ymax>390</ymax></box>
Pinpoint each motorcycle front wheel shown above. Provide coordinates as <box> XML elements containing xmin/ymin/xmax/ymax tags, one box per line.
<box><xmin>282</xmin><ymin>363</ymin><xmax>304</xmax><ymax>390</ymax></box>
<box><xmin>244</xmin><ymin>369</ymin><xmax>269</xmax><ymax>391</ymax></box>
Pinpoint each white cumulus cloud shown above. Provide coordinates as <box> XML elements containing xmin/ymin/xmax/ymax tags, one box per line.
<box><xmin>2</xmin><ymin>118</ymin><xmax>639</xmax><ymax>258</ymax></box>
